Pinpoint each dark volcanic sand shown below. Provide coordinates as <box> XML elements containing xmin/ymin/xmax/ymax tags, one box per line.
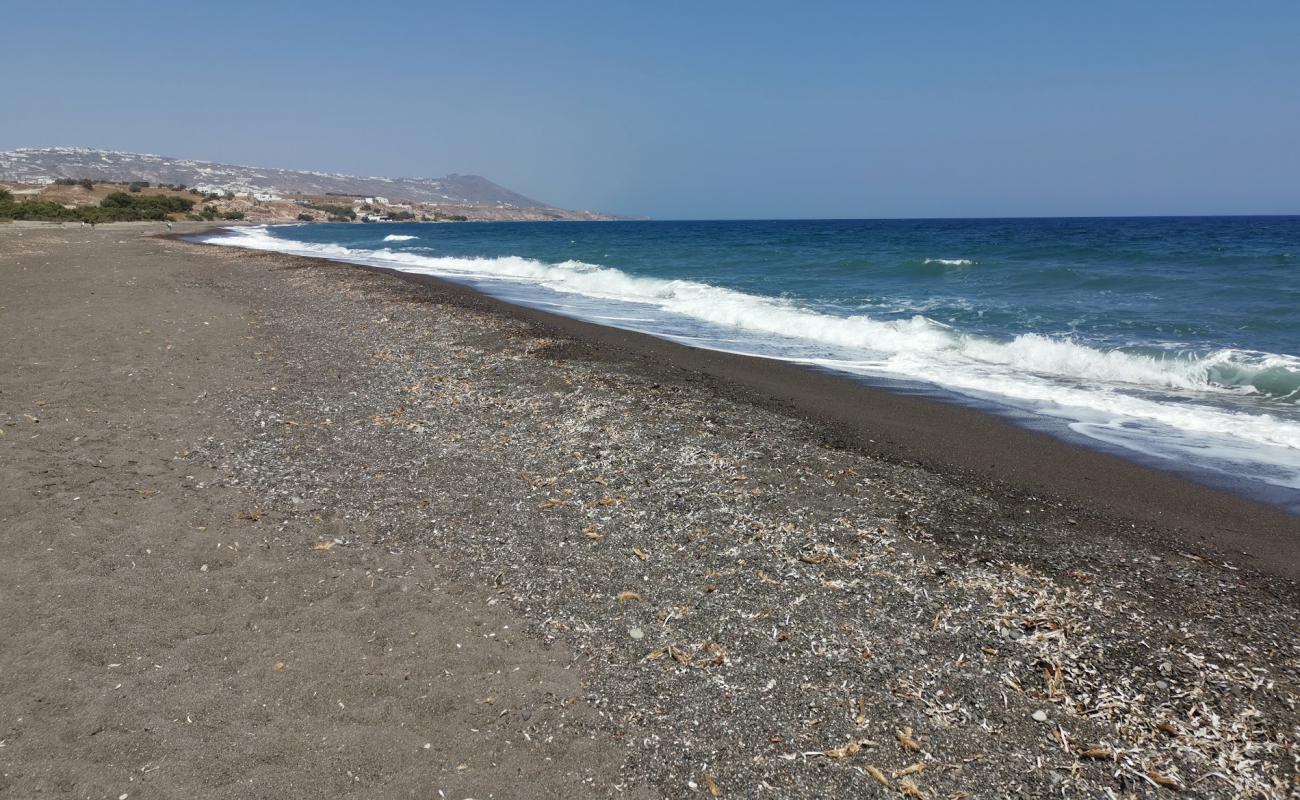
<box><xmin>0</xmin><ymin>224</ymin><xmax>646</xmax><ymax>800</ymax></box>
<box><xmin>353</xmin><ymin>265</ymin><xmax>1300</xmax><ymax>581</ymax></box>
<box><xmin>3</xmin><ymin>223</ymin><xmax>1297</xmax><ymax>798</ymax></box>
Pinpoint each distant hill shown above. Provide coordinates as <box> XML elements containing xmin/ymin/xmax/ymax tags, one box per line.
<box><xmin>0</xmin><ymin>147</ymin><xmax>557</xmax><ymax>210</ymax></box>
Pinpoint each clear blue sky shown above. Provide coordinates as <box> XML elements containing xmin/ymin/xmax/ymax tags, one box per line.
<box><xmin>4</xmin><ymin>2</ymin><xmax>1298</xmax><ymax>218</ymax></box>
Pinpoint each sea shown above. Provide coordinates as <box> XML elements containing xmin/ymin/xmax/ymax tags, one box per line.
<box><xmin>199</xmin><ymin>217</ymin><xmax>1300</xmax><ymax>513</ymax></box>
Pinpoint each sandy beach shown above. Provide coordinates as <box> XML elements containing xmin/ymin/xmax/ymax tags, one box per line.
<box><xmin>2</xmin><ymin>223</ymin><xmax>1297</xmax><ymax>798</ymax></box>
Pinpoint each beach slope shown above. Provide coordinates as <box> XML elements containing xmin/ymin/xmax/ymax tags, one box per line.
<box><xmin>0</xmin><ymin>223</ymin><xmax>642</xmax><ymax>799</ymax></box>
<box><xmin>1</xmin><ymin>223</ymin><xmax>1296</xmax><ymax>798</ymax></box>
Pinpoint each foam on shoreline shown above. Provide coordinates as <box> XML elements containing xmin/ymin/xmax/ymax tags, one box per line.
<box><xmin>199</xmin><ymin>225</ymin><xmax>1300</xmax><ymax>496</ymax></box>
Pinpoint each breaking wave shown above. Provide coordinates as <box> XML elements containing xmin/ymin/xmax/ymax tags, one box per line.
<box><xmin>382</xmin><ymin>234</ymin><xmax>418</xmax><ymax>242</ymax></box>
<box><xmin>201</xmin><ymin>225</ymin><xmax>1300</xmax><ymax>487</ymax></box>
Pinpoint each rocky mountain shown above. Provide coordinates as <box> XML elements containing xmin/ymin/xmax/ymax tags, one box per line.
<box><xmin>0</xmin><ymin>147</ymin><xmax>558</xmax><ymax>210</ymax></box>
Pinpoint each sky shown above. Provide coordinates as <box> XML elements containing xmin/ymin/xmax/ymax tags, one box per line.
<box><xmin>3</xmin><ymin>2</ymin><xmax>1298</xmax><ymax>219</ymax></box>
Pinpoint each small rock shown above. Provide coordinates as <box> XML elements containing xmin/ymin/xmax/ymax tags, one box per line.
<box><xmin>629</xmin><ymin>627</ymin><xmax>644</xmax><ymax>640</ymax></box>
<box><xmin>1032</xmin><ymin>709</ymin><xmax>1049</xmax><ymax>723</ymax></box>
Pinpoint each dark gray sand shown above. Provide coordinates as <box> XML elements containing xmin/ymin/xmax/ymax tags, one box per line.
<box><xmin>3</xmin><ymin>224</ymin><xmax>1297</xmax><ymax>798</ymax></box>
<box><xmin>0</xmin><ymin>225</ymin><xmax>645</xmax><ymax>800</ymax></box>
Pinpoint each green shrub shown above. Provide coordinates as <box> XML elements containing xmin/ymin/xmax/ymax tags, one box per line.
<box><xmin>0</xmin><ymin>191</ymin><xmax>199</xmax><ymax>223</ymax></box>
<box><xmin>0</xmin><ymin>198</ymin><xmax>78</xmax><ymax>221</ymax></box>
<box><xmin>100</xmin><ymin>192</ymin><xmax>134</xmax><ymax>208</ymax></box>
<box><xmin>303</xmin><ymin>201</ymin><xmax>356</xmax><ymax>220</ymax></box>
<box><xmin>297</xmin><ymin>213</ymin><xmax>314</xmax><ymax>222</ymax></box>
<box><xmin>0</xmin><ymin>191</ymin><xmax>198</xmax><ymax>223</ymax></box>
<box><xmin>77</xmin><ymin>207</ymin><xmax>116</xmax><ymax>223</ymax></box>
<box><xmin>222</xmin><ymin>211</ymin><xmax>245</xmax><ymax>220</ymax></box>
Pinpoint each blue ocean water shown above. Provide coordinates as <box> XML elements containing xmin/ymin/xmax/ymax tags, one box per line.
<box><xmin>203</xmin><ymin>217</ymin><xmax>1300</xmax><ymax>511</ymax></box>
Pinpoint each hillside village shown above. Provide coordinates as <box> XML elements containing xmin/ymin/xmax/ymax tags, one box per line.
<box><xmin>0</xmin><ymin>148</ymin><xmax>618</xmax><ymax>223</ymax></box>
<box><xmin>0</xmin><ymin>179</ymin><xmax>615</xmax><ymax>224</ymax></box>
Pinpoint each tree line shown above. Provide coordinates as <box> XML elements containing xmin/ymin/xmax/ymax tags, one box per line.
<box><xmin>0</xmin><ymin>189</ymin><xmax>196</xmax><ymax>222</ymax></box>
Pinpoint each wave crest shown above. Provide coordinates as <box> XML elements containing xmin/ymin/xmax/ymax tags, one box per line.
<box><xmin>202</xmin><ymin>226</ymin><xmax>1300</xmax><ymax>462</ymax></box>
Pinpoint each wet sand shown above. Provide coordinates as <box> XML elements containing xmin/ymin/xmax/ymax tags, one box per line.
<box><xmin>3</xmin><ymin>223</ymin><xmax>1297</xmax><ymax>798</ymax></box>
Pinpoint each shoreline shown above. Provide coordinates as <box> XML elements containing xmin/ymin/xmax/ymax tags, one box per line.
<box><xmin>176</xmin><ymin>235</ymin><xmax>1297</xmax><ymax>796</ymax></box>
<box><xmin>7</xmin><ymin>225</ymin><xmax>1296</xmax><ymax>797</ymax></box>
<box><xmin>189</xmin><ymin>232</ymin><xmax>1300</xmax><ymax>581</ymax></box>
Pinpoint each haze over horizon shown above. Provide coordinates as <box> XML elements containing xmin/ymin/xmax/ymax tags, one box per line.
<box><xmin>4</xmin><ymin>1</ymin><xmax>1298</xmax><ymax>219</ymax></box>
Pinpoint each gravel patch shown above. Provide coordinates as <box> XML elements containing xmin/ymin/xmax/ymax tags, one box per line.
<box><xmin>179</xmin><ymin>240</ymin><xmax>1300</xmax><ymax>799</ymax></box>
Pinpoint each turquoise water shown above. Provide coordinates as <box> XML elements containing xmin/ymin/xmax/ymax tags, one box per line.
<box><xmin>203</xmin><ymin>217</ymin><xmax>1300</xmax><ymax>510</ymax></box>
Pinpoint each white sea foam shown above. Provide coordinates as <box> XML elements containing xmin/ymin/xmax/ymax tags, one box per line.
<box><xmin>203</xmin><ymin>225</ymin><xmax>1300</xmax><ymax>487</ymax></box>
<box><xmin>924</xmin><ymin>258</ymin><xmax>976</xmax><ymax>266</ymax></box>
<box><xmin>383</xmin><ymin>234</ymin><xmax>418</xmax><ymax>242</ymax></box>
